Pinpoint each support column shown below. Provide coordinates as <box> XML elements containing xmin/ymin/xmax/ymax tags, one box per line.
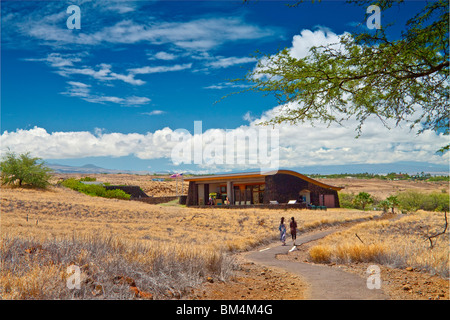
<box><xmin>227</xmin><ymin>181</ymin><xmax>233</xmax><ymax>205</ymax></box>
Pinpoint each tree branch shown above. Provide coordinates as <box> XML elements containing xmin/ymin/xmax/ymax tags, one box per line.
<box><xmin>427</xmin><ymin>211</ymin><xmax>448</xmax><ymax>249</ymax></box>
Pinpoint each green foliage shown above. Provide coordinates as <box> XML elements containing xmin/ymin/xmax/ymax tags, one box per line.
<box><xmin>427</xmin><ymin>175</ymin><xmax>450</xmax><ymax>182</ymax></box>
<box><xmin>353</xmin><ymin>192</ymin><xmax>374</xmax><ymax>210</ymax></box>
<box><xmin>239</xmin><ymin>0</ymin><xmax>449</xmax><ymax>151</ymax></box>
<box><xmin>377</xmin><ymin>200</ymin><xmax>391</xmax><ymax>213</ymax></box>
<box><xmin>386</xmin><ymin>195</ymin><xmax>400</xmax><ymax>213</ymax></box>
<box><xmin>338</xmin><ymin>192</ymin><xmax>357</xmax><ymax>209</ymax></box>
<box><xmin>309</xmin><ymin>172</ymin><xmax>449</xmax><ymax>182</ymax></box>
<box><xmin>60</xmin><ymin>178</ymin><xmax>130</xmax><ymax>200</ymax></box>
<box><xmin>0</xmin><ymin>151</ymin><xmax>52</xmax><ymax>189</ymax></box>
<box><xmin>308</xmin><ymin>172</ymin><xmax>386</xmax><ymax>179</ymax></box>
<box><xmin>103</xmin><ymin>189</ymin><xmax>131</xmax><ymax>200</ymax></box>
<box><xmin>341</xmin><ymin>190</ymin><xmax>448</xmax><ymax>212</ymax></box>
<box><xmin>397</xmin><ymin>191</ymin><xmax>449</xmax><ymax>212</ymax></box>
<box><xmin>79</xmin><ymin>176</ymin><xmax>97</xmax><ymax>182</ymax></box>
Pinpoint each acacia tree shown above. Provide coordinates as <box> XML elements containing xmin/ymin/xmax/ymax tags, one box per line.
<box><xmin>386</xmin><ymin>195</ymin><xmax>400</xmax><ymax>213</ymax></box>
<box><xmin>242</xmin><ymin>0</ymin><xmax>449</xmax><ymax>151</ymax></box>
<box><xmin>0</xmin><ymin>151</ymin><xmax>53</xmax><ymax>188</ymax></box>
<box><xmin>353</xmin><ymin>192</ymin><xmax>373</xmax><ymax>210</ymax></box>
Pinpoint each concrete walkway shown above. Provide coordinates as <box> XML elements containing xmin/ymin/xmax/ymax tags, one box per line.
<box><xmin>245</xmin><ymin>229</ymin><xmax>388</xmax><ymax>300</ymax></box>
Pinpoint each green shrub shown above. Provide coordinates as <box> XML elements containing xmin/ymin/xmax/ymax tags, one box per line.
<box><xmin>338</xmin><ymin>192</ymin><xmax>357</xmax><ymax>209</ymax></box>
<box><xmin>104</xmin><ymin>189</ymin><xmax>131</xmax><ymax>200</ymax></box>
<box><xmin>60</xmin><ymin>178</ymin><xmax>130</xmax><ymax>200</ymax></box>
<box><xmin>0</xmin><ymin>151</ymin><xmax>52</xmax><ymax>189</ymax></box>
<box><xmin>79</xmin><ymin>176</ymin><xmax>97</xmax><ymax>182</ymax></box>
<box><xmin>377</xmin><ymin>200</ymin><xmax>390</xmax><ymax>213</ymax></box>
<box><xmin>396</xmin><ymin>190</ymin><xmax>449</xmax><ymax>212</ymax></box>
<box><xmin>353</xmin><ymin>192</ymin><xmax>374</xmax><ymax>210</ymax></box>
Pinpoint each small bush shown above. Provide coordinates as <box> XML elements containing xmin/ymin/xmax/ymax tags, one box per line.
<box><xmin>104</xmin><ymin>189</ymin><xmax>131</xmax><ymax>200</ymax></box>
<box><xmin>0</xmin><ymin>151</ymin><xmax>52</xmax><ymax>189</ymax></box>
<box><xmin>338</xmin><ymin>192</ymin><xmax>357</xmax><ymax>209</ymax></box>
<box><xmin>309</xmin><ymin>245</ymin><xmax>332</xmax><ymax>263</ymax></box>
<box><xmin>1</xmin><ymin>235</ymin><xmax>234</xmax><ymax>299</ymax></box>
<box><xmin>310</xmin><ymin>243</ymin><xmax>386</xmax><ymax>264</ymax></box>
<box><xmin>396</xmin><ymin>191</ymin><xmax>449</xmax><ymax>212</ymax></box>
<box><xmin>79</xmin><ymin>177</ymin><xmax>97</xmax><ymax>182</ymax></box>
<box><xmin>353</xmin><ymin>192</ymin><xmax>374</xmax><ymax>210</ymax></box>
<box><xmin>60</xmin><ymin>178</ymin><xmax>130</xmax><ymax>200</ymax></box>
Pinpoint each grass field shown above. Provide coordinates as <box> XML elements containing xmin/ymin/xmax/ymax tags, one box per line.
<box><xmin>1</xmin><ymin>183</ymin><xmax>379</xmax><ymax>299</ymax></box>
<box><xmin>1</xmin><ymin>174</ymin><xmax>448</xmax><ymax>299</ymax></box>
<box><xmin>308</xmin><ymin>211</ymin><xmax>449</xmax><ymax>278</ymax></box>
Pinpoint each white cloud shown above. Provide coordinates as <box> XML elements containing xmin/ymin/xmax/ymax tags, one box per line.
<box><xmin>128</xmin><ymin>63</ymin><xmax>192</xmax><ymax>75</ymax></box>
<box><xmin>12</xmin><ymin>11</ymin><xmax>276</xmax><ymax>52</ymax></box>
<box><xmin>62</xmin><ymin>81</ymin><xmax>150</xmax><ymax>106</ymax></box>
<box><xmin>243</xmin><ymin>111</ymin><xmax>255</xmax><ymax>122</ymax></box>
<box><xmin>252</xmin><ymin>28</ymin><xmax>350</xmax><ymax>81</ymax></box>
<box><xmin>206</xmin><ymin>56</ymin><xmax>256</xmax><ymax>69</ymax></box>
<box><xmin>148</xmin><ymin>51</ymin><xmax>178</xmax><ymax>61</ymax></box>
<box><xmin>244</xmin><ymin>28</ymin><xmax>450</xmax><ymax>168</ymax></box>
<box><xmin>24</xmin><ymin>52</ymin><xmax>83</xmax><ymax>68</ymax></box>
<box><xmin>289</xmin><ymin>28</ymin><xmax>348</xmax><ymax>59</ymax></box>
<box><xmin>26</xmin><ymin>53</ymin><xmax>146</xmax><ymax>86</ymax></box>
<box><xmin>252</xmin><ymin>102</ymin><xmax>448</xmax><ymax>167</ymax></box>
<box><xmin>142</xmin><ymin>110</ymin><xmax>166</xmax><ymax>116</ymax></box>
<box><xmin>203</xmin><ymin>82</ymin><xmax>251</xmax><ymax>90</ymax></box>
<box><xmin>2</xmin><ymin>105</ymin><xmax>448</xmax><ymax>169</ymax></box>
<box><xmin>58</xmin><ymin>63</ymin><xmax>145</xmax><ymax>86</ymax></box>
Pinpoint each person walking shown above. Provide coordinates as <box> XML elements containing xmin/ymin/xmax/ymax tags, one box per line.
<box><xmin>279</xmin><ymin>217</ymin><xmax>287</xmax><ymax>246</ymax></box>
<box><xmin>290</xmin><ymin>217</ymin><xmax>297</xmax><ymax>246</ymax></box>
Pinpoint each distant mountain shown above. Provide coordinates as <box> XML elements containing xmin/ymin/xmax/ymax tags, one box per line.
<box><xmin>47</xmin><ymin>163</ymin><xmax>151</xmax><ymax>175</ymax></box>
<box><xmin>46</xmin><ymin>161</ymin><xmax>448</xmax><ymax>176</ymax></box>
<box><xmin>80</xmin><ymin>164</ymin><xmax>103</xmax><ymax>169</ymax></box>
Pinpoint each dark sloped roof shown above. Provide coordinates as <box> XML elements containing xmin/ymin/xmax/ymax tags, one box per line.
<box><xmin>184</xmin><ymin>170</ymin><xmax>343</xmax><ymax>191</ymax></box>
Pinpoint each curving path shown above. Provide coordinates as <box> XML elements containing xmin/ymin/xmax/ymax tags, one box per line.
<box><xmin>245</xmin><ymin>228</ymin><xmax>388</xmax><ymax>300</ymax></box>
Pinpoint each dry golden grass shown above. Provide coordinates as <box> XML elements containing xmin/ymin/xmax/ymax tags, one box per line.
<box><xmin>1</xmin><ymin>185</ymin><xmax>379</xmax><ymax>252</ymax></box>
<box><xmin>317</xmin><ymin>177</ymin><xmax>448</xmax><ymax>199</ymax></box>
<box><xmin>308</xmin><ymin>211</ymin><xmax>449</xmax><ymax>278</ymax></box>
<box><xmin>1</xmin><ymin>184</ymin><xmax>380</xmax><ymax>299</ymax></box>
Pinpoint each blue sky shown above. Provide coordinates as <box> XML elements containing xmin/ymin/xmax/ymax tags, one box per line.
<box><xmin>1</xmin><ymin>0</ymin><xmax>448</xmax><ymax>174</ymax></box>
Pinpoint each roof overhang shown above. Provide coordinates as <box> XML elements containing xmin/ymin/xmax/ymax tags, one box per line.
<box><xmin>184</xmin><ymin>170</ymin><xmax>343</xmax><ymax>191</ymax></box>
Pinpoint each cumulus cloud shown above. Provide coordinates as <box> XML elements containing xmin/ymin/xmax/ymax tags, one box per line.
<box><xmin>1</xmin><ymin>105</ymin><xmax>447</xmax><ymax>169</ymax></box>
<box><xmin>289</xmin><ymin>27</ymin><xmax>349</xmax><ymax>59</ymax></box>
<box><xmin>254</xmin><ymin>103</ymin><xmax>448</xmax><ymax>167</ymax></box>
<box><xmin>253</xmin><ymin>27</ymin><xmax>349</xmax><ymax>80</ymax></box>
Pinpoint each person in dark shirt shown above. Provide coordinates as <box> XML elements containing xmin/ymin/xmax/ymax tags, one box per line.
<box><xmin>290</xmin><ymin>217</ymin><xmax>297</xmax><ymax>246</ymax></box>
